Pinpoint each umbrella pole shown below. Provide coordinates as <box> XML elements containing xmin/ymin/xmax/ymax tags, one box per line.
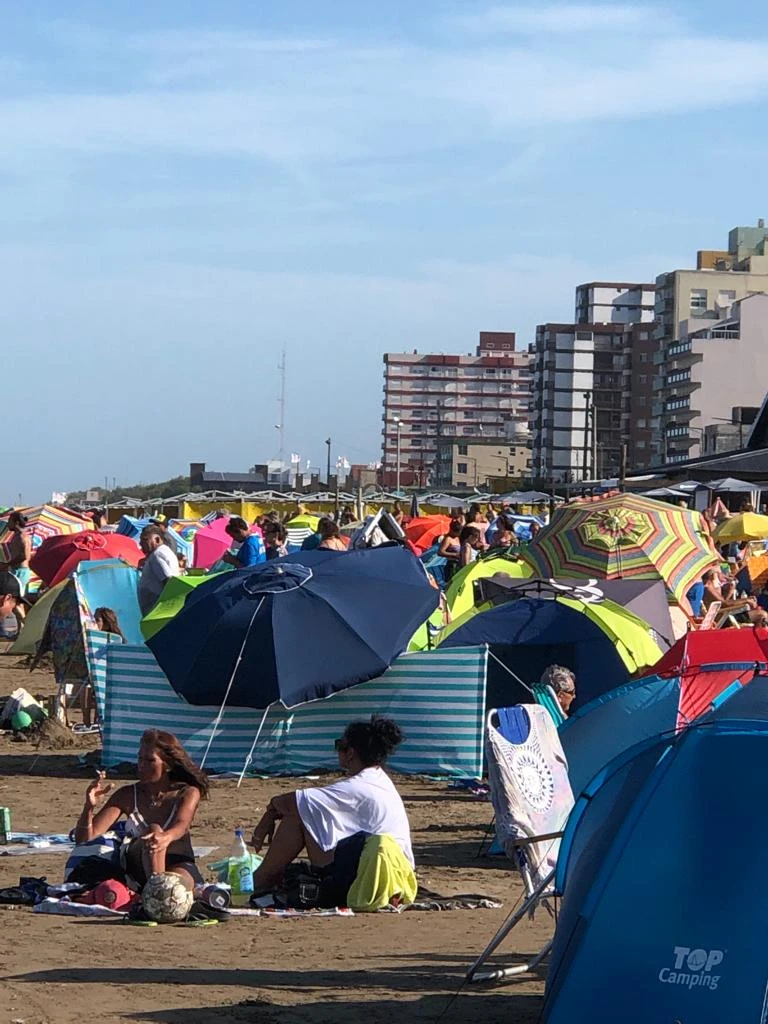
<box><xmin>237</xmin><ymin>705</ymin><xmax>271</xmax><ymax>788</ymax></box>
<box><xmin>200</xmin><ymin>596</ymin><xmax>266</xmax><ymax>771</ymax></box>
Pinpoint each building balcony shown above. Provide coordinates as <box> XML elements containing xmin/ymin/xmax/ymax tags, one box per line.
<box><xmin>664</xmin><ymin>378</ymin><xmax>697</xmax><ymax>397</ymax></box>
<box><xmin>663</xmin><ymin>406</ymin><xmax>700</xmax><ymax>422</ymax></box>
<box><xmin>666</xmin><ymin>340</ymin><xmax>690</xmax><ymax>358</ymax></box>
<box><xmin>706</xmin><ymin>328</ymin><xmax>740</xmax><ymax>340</ymax></box>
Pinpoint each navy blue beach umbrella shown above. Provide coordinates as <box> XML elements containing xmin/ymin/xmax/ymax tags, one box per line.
<box><xmin>147</xmin><ymin>546</ymin><xmax>439</xmax><ymax>710</ymax></box>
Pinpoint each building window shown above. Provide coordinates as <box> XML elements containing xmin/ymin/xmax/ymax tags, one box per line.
<box><xmin>638</xmin><ymin>375</ymin><xmax>647</xmax><ymax>384</ymax></box>
<box><xmin>458</xmin><ymin>444</ymin><xmax>468</xmax><ymax>455</ymax></box>
<box><xmin>639</xmin><ymin>352</ymin><xmax>648</xmax><ymax>362</ymax></box>
<box><xmin>690</xmin><ymin>288</ymin><xmax>707</xmax><ymax>312</ymax></box>
<box><xmin>457</xmin><ymin>462</ymin><xmax>468</xmax><ymax>474</ymax></box>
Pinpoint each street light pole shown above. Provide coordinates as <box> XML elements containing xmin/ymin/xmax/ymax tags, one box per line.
<box><xmin>582</xmin><ymin>390</ymin><xmax>591</xmax><ymax>480</ymax></box>
<box><xmin>325</xmin><ymin>437</ymin><xmax>331</xmax><ymax>487</ymax></box>
<box><xmin>394</xmin><ymin>418</ymin><xmax>402</xmax><ymax>495</ymax></box>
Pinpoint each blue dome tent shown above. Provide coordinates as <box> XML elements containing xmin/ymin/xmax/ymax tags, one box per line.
<box><xmin>543</xmin><ymin>677</ymin><xmax>768</xmax><ymax>1022</ymax></box>
<box><xmin>559</xmin><ymin>655</ymin><xmax>762</xmax><ymax>796</ymax></box>
<box><xmin>437</xmin><ymin>597</ymin><xmax>661</xmax><ymax>708</ymax></box>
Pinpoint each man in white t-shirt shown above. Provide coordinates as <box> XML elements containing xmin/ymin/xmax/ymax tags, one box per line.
<box><xmin>138</xmin><ymin>525</ymin><xmax>180</xmax><ymax>616</ymax></box>
<box><xmin>250</xmin><ymin>716</ymin><xmax>413</xmax><ymax>893</ymax></box>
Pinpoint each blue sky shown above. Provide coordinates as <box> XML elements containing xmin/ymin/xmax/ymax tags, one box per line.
<box><xmin>4</xmin><ymin>1</ymin><xmax>768</xmax><ymax>503</ymax></box>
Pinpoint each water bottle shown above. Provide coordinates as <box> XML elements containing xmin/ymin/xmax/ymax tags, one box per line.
<box><xmin>228</xmin><ymin>828</ymin><xmax>254</xmax><ymax>895</ymax></box>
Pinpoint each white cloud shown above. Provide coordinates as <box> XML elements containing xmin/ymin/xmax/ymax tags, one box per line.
<box><xmin>1</xmin><ymin>8</ymin><xmax>767</xmax><ymax>500</ymax></box>
<box><xmin>2</xmin><ymin>20</ymin><xmax>768</xmax><ymax>177</ymax></box>
<box><xmin>446</xmin><ymin>4</ymin><xmax>681</xmax><ymax>36</ymax></box>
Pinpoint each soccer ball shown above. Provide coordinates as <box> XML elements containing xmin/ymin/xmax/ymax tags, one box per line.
<box><xmin>141</xmin><ymin>872</ymin><xmax>194</xmax><ymax>923</ymax></box>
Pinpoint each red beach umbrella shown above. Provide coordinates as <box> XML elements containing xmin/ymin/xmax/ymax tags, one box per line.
<box><xmin>404</xmin><ymin>515</ymin><xmax>452</xmax><ymax>554</ymax></box>
<box><xmin>30</xmin><ymin>531</ymin><xmax>142</xmax><ymax>586</ymax></box>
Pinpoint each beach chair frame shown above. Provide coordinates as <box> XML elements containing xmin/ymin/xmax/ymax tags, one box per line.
<box><xmin>467</xmin><ymin>845</ymin><xmax>560</xmax><ymax>983</ymax></box>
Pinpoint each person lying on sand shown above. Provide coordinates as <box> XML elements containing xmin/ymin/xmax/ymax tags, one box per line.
<box><xmin>74</xmin><ymin>729</ymin><xmax>208</xmax><ymax>891</ymax></box>
<box><xmin>250</xmin><ymin>715</ymin><xmax>413</xmax><ymax>895</ymax></box>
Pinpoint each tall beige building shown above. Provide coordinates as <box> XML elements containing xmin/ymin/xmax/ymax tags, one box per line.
<box><xmin>434</xmin><ymin>437</ymin><xmax>532</xmax><ymax>489</ymax></box>
<box><xmin>652</xmin><ymin>222</ymin><xmax>768</xmax><ymax>465</ymax></box>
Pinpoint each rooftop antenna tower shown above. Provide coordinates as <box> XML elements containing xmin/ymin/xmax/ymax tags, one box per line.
<box><xmin>276</xmin><ymin>345</ymin><xmax>287</xmax><ymax>467</ymax></box>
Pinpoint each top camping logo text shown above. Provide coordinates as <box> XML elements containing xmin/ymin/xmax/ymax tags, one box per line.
<box><xmin>658</xmin><ymin>947</ymin><xmax>724</xmax><ymax>992</ymax></box>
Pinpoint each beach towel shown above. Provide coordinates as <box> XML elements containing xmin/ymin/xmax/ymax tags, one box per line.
<box><xmin>33</xmin><ymin>898</ymin><xmax>126</xmax><ymax>918</ymax></box>
<box><xmin>379</xmin><ymin>887</ymin><xmax>503</xmax><ymax>912</ymax></box>
<box><xmin>64</xmin><ymin>834</ymin><xmax>122</xmax><ymax>883</ymax></box>
<box><xmin>347</xmin><ymin>833</ymin><xmax>418</xmax><ymax>911</ymax></box>
<box><xmin>227</xmin><ymin>906</ymin><xmax>354</xmax><ymax>919</ymax></box>
<box><xmin>487</xmin><ymin>705</ymin><xmax>573</xmax><ymax>888</ymax></box>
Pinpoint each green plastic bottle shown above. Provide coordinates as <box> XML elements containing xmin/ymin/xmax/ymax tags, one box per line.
<box><xmin>227</xmin><ymin>829</ymin><xmax>254</xmax><ymax>895</ymax></box>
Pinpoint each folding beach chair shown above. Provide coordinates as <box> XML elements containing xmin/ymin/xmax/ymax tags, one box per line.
<box><xmin>532</xmin><ymin>682</ymin><xmax>566</xmax><ymax>727</ymax></box>
<box><xmin>467</xmin><ymin>705</ymin><xmax>574</xmax><ymax>983</ymax></box>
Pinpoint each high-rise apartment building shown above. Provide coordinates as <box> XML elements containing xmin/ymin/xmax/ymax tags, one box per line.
<box><xmin>652</xmin><ymin>222</ymin><xmax>768</xmax><ymax>464</ymax></box>
<box><xmin>575</xmin><ymin>282</ymin><xmax>655</xmax><ymax>325</ymax></box>
<box><xmin>381</xmin><ymin>332</ymin><xmax>531</xmax><ymax>488</ymax></box>
<box><xmin>658</xmin><ymin>292</ymin><xmax>768</xmax><ymax>463</ymax></box>
<box><xmin>530</xmin><ymin>283</ymin><xmax>655</xmax><ymax>482</ymax></box>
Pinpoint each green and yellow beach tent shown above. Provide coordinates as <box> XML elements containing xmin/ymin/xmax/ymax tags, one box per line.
<box><xmin>407</xmin><ymin>604</ymin><xmax>447</xmax><ymax>653</ymax></box>
<box><xmin>445</xmin><ymin>555</ymin><xmax>533</xmax><ymax>620</ymax></box>
<box><xmin>8</xmin><ymin>580</ymin><xmax>68</xmax><ymax>656</ymax></box>
<box><xmin>409</xmin><ymin>555</ymin><xmax>534</xmax><ymax>651</ymax></box>
<box><xmin>285</xmin><ymin>513</ymin><xmax>321</xmax><ymax>531</ymax></box>
<box><xmin>140</xmin><ymin>573</ymin><xmax>215</xmax><ymax>641</ymax></box>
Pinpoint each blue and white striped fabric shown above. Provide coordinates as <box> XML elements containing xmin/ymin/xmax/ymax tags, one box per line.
<box><xmin>86</xmin><ymin>630</ymin><xmax>486</xmax><ymax>777</ymax></box>
<box><xmin>285</xmin><ymin>527</ymin><xmax>314</xmax><ymax>550</ymax></box>
<box><xmin>84</xmin><ymin>628</ymin><xmax>126</xmax><ymax>721</ymax></box>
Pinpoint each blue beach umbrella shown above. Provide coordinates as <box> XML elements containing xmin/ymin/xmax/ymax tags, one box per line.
<box><xmin>147</xmin><ymin>546</ymin><xmax>439</xmax><ymax>711</ymax></box>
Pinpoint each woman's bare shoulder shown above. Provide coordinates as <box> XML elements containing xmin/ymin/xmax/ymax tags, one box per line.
<box><xmin>106</xmin><ymin>783</ymin><xmax>136</xmax><ymax>810</ymax></box>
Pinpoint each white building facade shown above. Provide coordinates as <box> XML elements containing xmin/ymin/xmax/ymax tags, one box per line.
<box><xmin>575</xmin><ymin>282</ymin><xmax>655</xmax><ymax>325</ymax></box>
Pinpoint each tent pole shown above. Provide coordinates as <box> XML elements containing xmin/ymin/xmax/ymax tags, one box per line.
<box><xmin>200</xmin><ymin>596</ymin><xmax>265</xmax><ymax>770</ymax></box>
<box><xmin>487</xmin><ymin>648</ymin><xmax>535</xmax><ymax>695</ymax></box>
<box><xmin>237</xmin><ymin>705</ymin><xmax>271</xmax><ymax>788</ymax></box>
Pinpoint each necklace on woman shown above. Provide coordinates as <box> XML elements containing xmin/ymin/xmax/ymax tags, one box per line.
<box><xmin>148</xmin><ymin>789</ymin><xmax>167</xmax><ymax>808</ymax></box>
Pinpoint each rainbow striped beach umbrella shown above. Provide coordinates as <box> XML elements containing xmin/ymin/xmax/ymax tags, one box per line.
<box><xmin>0</xmin><ymin>504</ymin><xmax>89</xmax><ymax>555</ymax></box>
<box><xmin>521</xmin><ymin>493</ymin><xmax>717</xmax><ymax>603</ymax></box>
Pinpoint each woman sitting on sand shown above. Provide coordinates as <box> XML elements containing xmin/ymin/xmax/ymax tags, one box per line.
<box><xmin>250</xmin><ymin>715</ymin><xmax>413</xmax><ymax>895</ymax></box>
<box><xmin>74</xmin><ymin>729</ymin><xmax>208</xmax><ymax>891</ymax></box>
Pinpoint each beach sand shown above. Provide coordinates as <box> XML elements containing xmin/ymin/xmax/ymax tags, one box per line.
<box><xmin>0</xmin><ymin>652</ymin><xmax>546</xmax><ymax>1024</ymax></box>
